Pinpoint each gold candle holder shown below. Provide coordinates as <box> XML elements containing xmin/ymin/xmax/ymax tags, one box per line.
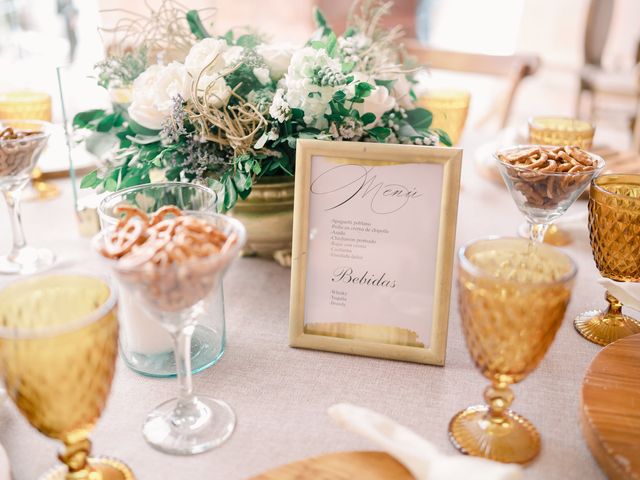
<box><xmin>528</xmin><ymin>116</ymin><xmax>595</xmax><ymax>149</ymax></box>
<box><xmin>418</xmin><ymin>89</ymin><xmax>470</xmax><ymax>145</ymax></box>
<box><xmin>450</xmin><ymin>237</ymin><xmax>576</xmax><ymax>464</ymax></box>
<box><xmin>574</xmin><ymin>174</ymin><xmax>640</xmax><ymax>345</ymax></box>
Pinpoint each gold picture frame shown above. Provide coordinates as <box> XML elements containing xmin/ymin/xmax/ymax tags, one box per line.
<box><xmin>289</xmin><ymin>139</ymin><xmax>462</xmax><ymax>365</ymax></box>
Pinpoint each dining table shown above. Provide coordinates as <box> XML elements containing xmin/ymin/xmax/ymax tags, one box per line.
<box><xmin>0</xmin><ymin>131</ymin><xmax>611</xmax><ymax>480</ymax></box>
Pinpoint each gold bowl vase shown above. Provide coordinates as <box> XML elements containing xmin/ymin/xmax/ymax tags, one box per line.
<box><xmin>230</xmin><ymin>175</ymin><xmax>294</xmax><ymax>267</ymax></box>
<box><xmin>574</xmin><ymin>174</ymin><xmax>640</xmax><ymax>345</ymax></box>
<box><xmin>450</xmin><ymin>237</ymin><xmax>576</xmax><ymax>464</ymax></box>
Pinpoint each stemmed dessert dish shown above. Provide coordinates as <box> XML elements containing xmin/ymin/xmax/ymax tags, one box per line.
<box><xmin>0</xmin><ymin>119</ymin><xmax>55</xmax><ymax>274</ymax></box>
<box><xmin>574</xmin><ymin>174</ymin><xmax>640</xmax><ymax>345</ymax></box>
<box><xmin>95</xmin><ymin>206</ymin><xmax>246</xmax><ymax>455</ymax></box>
<box><xmin>495</xmin><ymin>145</ymin><xmax>604</xmax><ymax>243</ymax></box>
<box><xmin>98</xmin><ymin>182</ymin><xmax>224</xmax><ymax>378</ymax></box>
<box><xmin>450</xmin><ymin>237</ymin><xmax>577</xmax><ymax>464</ymax></box>
<box><xmin>0</xmin><ymin>273</ymin><xmax>134</xmax><ymax>479</ymax></box>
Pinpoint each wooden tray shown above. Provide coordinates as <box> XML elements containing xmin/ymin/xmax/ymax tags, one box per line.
<box><xmin>581</xmin><ymin>333</ymin><xmax>640</xmax><ymax>480</ymax></box>
<box><xmin>249</xmin><ymin>451</ymin><xmax>413</xmax><ymax>480</ymax></box>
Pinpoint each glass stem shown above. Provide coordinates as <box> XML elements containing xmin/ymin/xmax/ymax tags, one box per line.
<box><xmin>2</xmin><ymin>188</ymin><xmax>27</xmax><ymax>258</ymax></box>
<box><xmin>484</xmin><ymin>381</ymin><xmax>515</xmax><ymax>426</ymax></box>
<box><xmin>172</xmin><ymin>324</ymin><xmax>197</xmax><ymax>417</ymax></box>
<box><xmin>603</xmin><ymin>290</ymin><xmax>625</xmax><ymax>326</ymax></box>
<box><xmin>529</xmin><ymin>222</ymin><xmax>549</xmax><ymax>244</ymax></box>
<box><xmin>58</xmin><ymin>436</ymin><xmax>93</xmax><ymax>479</ymax></box>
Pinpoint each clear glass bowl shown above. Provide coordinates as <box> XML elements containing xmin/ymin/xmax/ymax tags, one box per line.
<box><xmin>495</xmin><ymin>145</ymin><xmax>604</xmax><ymax>226</ymax></box>
<box><xmin>98</xmin><ymin>182</ymin><xmax>225</xmax><ymax>378</ymax></box>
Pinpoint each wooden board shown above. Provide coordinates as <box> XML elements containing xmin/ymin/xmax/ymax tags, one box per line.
<box><xmin>581</xmin><ymin>333</ymin><xmax>640</xmax><ymax>480</ymax></box>
<box><xmin>249</xmin><ymin>451</ymin><xmax>414</xmax><ymax>480</ymax></box>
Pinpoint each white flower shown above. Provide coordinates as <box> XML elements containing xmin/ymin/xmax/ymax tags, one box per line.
<box><xmin>148</xmin><ymin>168</ymin><xmax>167</xmax><ymax>183</ymax></box>
<box><xmin>355</xmin><ymin>84</ymin><xmax>396</xmax><ymax>123</ymax></box>
<box><xmin>223</xmin><ymin>46</ymin><xmax>244</xmax><ymax>67</ymax></box>
<box><xmin>376</xmin><ymin>73</ymin><xmax>413</xmax><ymax>110</ymax></box>
<box><xmin>185</xmin><ymin>38</ymin><xmax>228</xmax><ymax>78</ymax></box>
<box><xmin>253</xmin><ymin>67</ymin><xmax>271</xmax><ymax>86</ymax></box>
<box><xmin>197</xmin><ymin>76</ymin><xmax>232</xmax><ymax>109</ymax></box>
<box><xmin>283</xmin><ymin>47</ymin><xmax>343</xmax><ymax>129</ymax></box>
<box><xmin>269</xmin><ymin>88</ymin><xmax>291</xmax><ymax>123</ymax></box>
<box><xmin>256</xmin><ymin>43</ymin><xmax>295</xmax><ymax>80</ymax></box>
<box><xmin>128</xmin><ymin>63</ymin><xmax>189</xmax><ymax>130</ymax></box>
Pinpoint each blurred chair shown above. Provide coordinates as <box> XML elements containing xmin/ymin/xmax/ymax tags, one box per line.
<box><xmin>315</xmin><ymin>0</ymin><xmax>417</xmax><ymax>37</ymax></box>
<box><xmin>576</xmin><ymin>0</ymin><xmax>640</xmax><ymax>151</ymax></box>
<box><xmin>405</xmin><ymin>40</ymin><xmax>540</xmax><ymax>128</ymax></box>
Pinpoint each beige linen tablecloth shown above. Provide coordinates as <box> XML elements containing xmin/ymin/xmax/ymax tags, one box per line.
<box><xmin>0</xmin><ymin>146</ymin><xmax>609</xmax><ymax>480</ymax></box>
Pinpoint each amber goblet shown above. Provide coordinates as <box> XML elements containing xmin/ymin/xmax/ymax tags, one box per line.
<box><xmin>450</xmin><ymin>237</ymin><xmax>576</xmax><ymax>464</ymax></box>
<box><xmin>0</xmin><ymin>274</ymin><xmax>134</xmax><ymax>480</ymax></box>
<box><xmin>574</xmin><ymin>174</ymin><xmax>640</xmax><ymax>345</ymax></box>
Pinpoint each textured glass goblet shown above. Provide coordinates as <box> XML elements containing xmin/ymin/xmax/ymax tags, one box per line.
<box><xmin>417</xmin><ymin>89</ymin><xmax>470</xmax><ymax>145</ymax></box>
<box><xmin>0</xmin><ymin>274</ymin><xmax>134</xmax><ymax>479</ymax></box>
<box><xmin>450</xmin><ymin>237</ymin><xmax>576</xmax><ymax>464</ymax></box>
<box><xmin>95</xmin><ymin>212</ymin><xmax>246</xmax><ymax>455</ymax></box>
<box><xmin>574</xmin><ymin>174</ymin><xmax>640</xmax><ymax>345</ymax></box>
<box><xmin>99</xmin><ymin>182</ymin><xmax>224</xmax><ymax>378</ymax></box>
<box><xmin>495</xmin><ymin>146</ymin><xmax>603</xmax><ymax>243</ymax></box>
<box><xmin>0</xmin><ymin>119</ymin><xmax>55</xmax><ymax>274</ymax></box>
<box><xmin>528</xmin><ymin>116</ymin><xmax>595</xmax><ymax>150</ymax></box>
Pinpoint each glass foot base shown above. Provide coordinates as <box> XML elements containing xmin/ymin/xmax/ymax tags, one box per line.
<box><xmin>448</xmin><ymin>405</ymin><xmax>540</xmax><ymax>464</ymax></box>
<box><xmin>122</xmin><ymin>325</ymin><xmax>224</xmax><ymax>378</ymax></box>
<box><xmin>143</xmin><ymin>396</ymin><xmax>235</xmax><ymax>455</ymax></box>
<box><xmin>40</xmin><ymin>457</ymin><xmax>135</xmax><ymax>480</ymax></box>
<box><xmin>574</xmin><ymin>310</ymin><xmax>640</xmax><ymax>346</ymax></box>
<box><xmin>0</xmin><ymin>246</ymin><xmax>55</xmax><ymax>275</ymax></box>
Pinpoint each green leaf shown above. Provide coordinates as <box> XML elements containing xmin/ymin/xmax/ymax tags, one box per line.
<box><xmin>186</xmin><ymin>10</ymin><xmax>210</xmax><ymax>40</ymax></box>
<box><xmin>80</xmin><ymin>169</ymin><xmax>99</xmax><ymax>189</ymax></box>
<box><xmin>73</xmin><ymin>109</ymin><xmax>106</xmax><ymax>128</ymax></box>
<box><xmin>332</xmin><ymin>90</ymin><xmax>346</xmax><ymax>102</ymax></box>
<box><xmin>308</xmin><ymin>91</ymin><xmax>321</xmax><ymax>99</ymax></box>
<box><xmin>341</xmin><ymin>61</ymin><xmax>355</xmax><ymax>74</ymax></box>
<box><xmin>223</xmin><ymin>175</ymin><xmax>238</xmax><ymax>211</ymax></box>
<box><xmin>375</xmin><ymin>79</ymin><xmax>395</xmax><ymax>89</ymax></box>
<box><xmin>236</xmin><ymin>34</ymin><xmax>260</xmax><ymax>48</ymax></box>
<box><xmin>313</xmin><ymin>7</ymin><xmax>328</xmax><ymax>28</ymax></box>
<box><xmin>367</xmin><ymin>126</ymin><xmax>391</xmax><ymax>141</ymax></box>
<box><xmin>291</xmin><ymin>108</ymin><xmax>304</xmax><ymax>120</ymax></box>
<box><xmin>406</xmin><ymin>108</ymin><xmax>433</xmax><ymax>131</ymax></box>
<box><xmin>326</xmin><ymin>32</ymin><xmax>337</xmax><ymax>57</ymax></box>
<box><xmin>96</xmin><ymin>114</ymin><xmax>117</xmax><ymax>132</ymax></box>
<box><xmin>223</xmin><ymin>30</ymin><xmax>234</xmax><ymax>45</ymax></box>
<box><xmin>435</xmin><ymin>128</ymin><xmax>452</xmax><ymax>147</ymax></box>
<box><xmin>310</xmin><ymin>40</ymin><xmax>325</xmax><ymax>50</ymax></box>
<box><xmin>104</xmin><ymin>177</ymin><xmax>118</xmax><ymax>192</ymax></box>
<box><xmin>361</xmin><ymin>112</ymin><xmax>376</xmax><ymax>125</ymax></box>
<box><xmin>128</xmin><ymin>119</ymin><xmax>160</xmax><ymax>136</ymax></box>
<box><xmin>355</xmin><ymin>82</ymin><xmax>374</xmax><ymax>98</ymax></box>
<box><xmin>127</xmin><ymin>134</ymin><xmax>161</xmax><ymax>145</ymax></box>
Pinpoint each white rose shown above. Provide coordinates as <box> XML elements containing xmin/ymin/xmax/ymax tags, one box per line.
<box><xmin>196</xmin><ymin>75</ymin><xmax>232</xmax><ymax>109</ymax></box>
<box><xmin>253</xmin><ymin>67</ymin><xmax>271</xmax><ymax>86</ymax></box>
<box><xmin>355</xmin><ymin>85</ymin><xmax>396</xmax><ymax>123</ymax></box>
<box><xmin>223</xmin><ymin>46</ymin><xmax>244</xmax><ymax>67</ymax></box>
<box><xmin>185</xmin><ymin>38</ymin><xmax>228</xmax><ymax>78</ymax></box>
<box><xmin>256</xmin><ymin>43</ymin><xmax>295</xmax><ymax>80</ymax></box>
<box><xmin>128</xmin><ymin>63</ymin><xmax>189</xmax><ymax>130</ymax></box>
<box><xmin>375</xmin><ymin>74</ymin><xmax>413</xmax><ymax>110</ymax></box>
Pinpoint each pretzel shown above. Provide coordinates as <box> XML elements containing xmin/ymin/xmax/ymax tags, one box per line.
<box><xmin>149</xmin><ymin>205</ymin><xmax>183</xmax><ymax>226</ymax></box>
<box><xmin>498</xmin><ymin>145</ymin><xmax>600</xmax><ymax>209</ymax></box>
<box><xmin>0</xmin><ymin>127</ymin><xmax>44</xmax><ymax>177</ymax></box>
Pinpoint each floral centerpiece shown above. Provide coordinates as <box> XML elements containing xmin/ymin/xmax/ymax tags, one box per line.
<box><xmin>77</xmin><ymin>0</ymin><xmax>450</xmax><ymax>213</ymax></box>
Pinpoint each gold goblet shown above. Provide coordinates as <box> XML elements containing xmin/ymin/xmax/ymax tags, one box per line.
<box><xmin>450</xmin><ymin>237</ymin><xmax>576</xmax><ymax>464</ymax></box>
<box><xmin>574</xmin><ymin>174</ymin><xmax>640</xmax><ymax>345</ymax></box>
<box><xmin>0</xmin><ymin>274</ymin><xmax>134</xmax><ymax>480</ymax></box>
<box><xmin>417</xmin><ymin>89</ymin><xmax>470</xmax><ymax>145</ymax></box>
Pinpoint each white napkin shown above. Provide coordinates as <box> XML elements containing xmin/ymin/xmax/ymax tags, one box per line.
<box><xmin>598</xmin><ymin>279</ymin><xmax>640</xmax><ymax>311</ymax></box>
<box><xmin>0</xmin><ymin>442</ymin><xmax>9</xmax><ymax>480</ymax></box>
<box><xmin>329</xmin><ymin>403</ymin><xmax>523</xmax><ymax>480</ymax></box>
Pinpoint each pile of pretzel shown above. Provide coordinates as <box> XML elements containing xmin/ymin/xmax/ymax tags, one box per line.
<box><xmin>99</xmin><ymin>205</ymin><xmax>234</xmax><ymax>268</ymax></box>
<box><xmin>0</xmin><ymin>127</ymin><xmax>43</xmax><ymax>177</ymax></box>
<box><xmin>498</xmin><ymin>145</ymin><xmax>599</xmax><ymax>208</ymax></box>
